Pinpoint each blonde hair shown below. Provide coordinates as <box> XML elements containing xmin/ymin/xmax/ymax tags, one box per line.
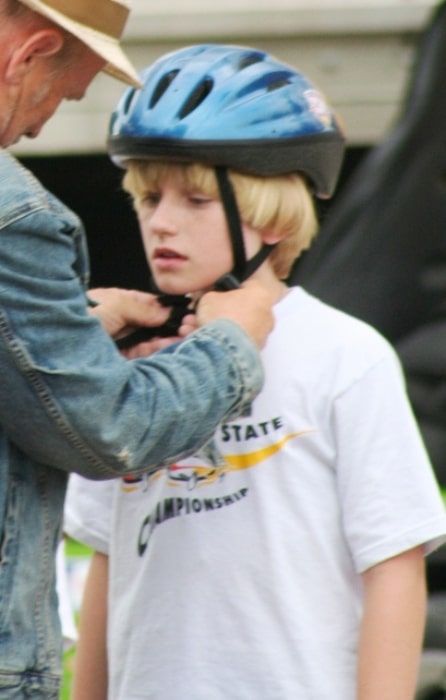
<box><xmin>123</xmin><ymin>161</ymin><xmax>319</xmax><ymax>280</ymax></box>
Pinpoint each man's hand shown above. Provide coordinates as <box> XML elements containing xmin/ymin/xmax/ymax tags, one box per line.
<box><xmin>87</xmin><ymin>287</ymin><xmax>170</xmax><ymax>339</ymax></box>
<box><xmin>195</xmin><ymin>280</ymin><xmax>275</xmax><ymax>349</ymax></box>
<box><xmin>88</xmin><ymin>282</ymin><xmax>275</xmax><ymax>355</ymax></box>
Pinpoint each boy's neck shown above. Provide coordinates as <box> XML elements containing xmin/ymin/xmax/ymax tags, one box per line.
<box><xmin>250</xmin><ymin>262</ymin><xmax>289</xmax><ymax>305</ymax></box>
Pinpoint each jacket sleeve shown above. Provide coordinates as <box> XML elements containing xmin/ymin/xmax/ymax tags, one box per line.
<box><xmin>0</xmin><ymin>204</ymin><xmax>263</xmax><ymax>479</ymax></box>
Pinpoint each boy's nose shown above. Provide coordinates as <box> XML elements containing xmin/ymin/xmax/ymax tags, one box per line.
<box><xmin>150</xmin><ymin>201</ymin><xmax>178</xmax><ymax>236</ymax></box>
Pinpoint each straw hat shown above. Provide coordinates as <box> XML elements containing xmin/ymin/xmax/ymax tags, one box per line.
<box><xmin>18</xmin><ymin>0</ymin><xmax>141</xmax><ymax>87</ymax></box>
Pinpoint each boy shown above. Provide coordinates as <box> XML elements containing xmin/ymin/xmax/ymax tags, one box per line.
<box><xmin>65</xmin><ymin>44</ymin><xmax>446</xmax><ymax>699</ymax></box>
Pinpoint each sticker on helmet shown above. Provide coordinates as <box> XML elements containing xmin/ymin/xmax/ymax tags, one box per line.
<box><xmin>303</xmin><ymin>89</ymin><xmax>332</xmax><ymax>127</ymax></box>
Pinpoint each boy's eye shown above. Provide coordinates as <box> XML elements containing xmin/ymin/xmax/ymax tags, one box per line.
<box><xmin>188</xmin><ymin>193</ymin><xmax>212</xmax><ymax>205</ymax></box>
<box><xmin>142</xmin><ymin>191</ymin><xmax>160</xmax><ymax>206</ymax></box>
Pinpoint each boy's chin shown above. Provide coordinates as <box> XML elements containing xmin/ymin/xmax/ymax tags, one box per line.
<box><xmin>153</xmin><ymin>277</ymin><xmax>203</xmax><ymax>297</ymax></box>
<box><xmin>156</xmin><ymin>283</ymin><xmax>192</xmax><ymax>296</ymax></box>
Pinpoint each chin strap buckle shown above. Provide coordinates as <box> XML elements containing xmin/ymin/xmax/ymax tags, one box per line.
<box><xmin>115</xmin><ymin>294</ymin><xmax>191</xmax><ymax>350</ymax></box>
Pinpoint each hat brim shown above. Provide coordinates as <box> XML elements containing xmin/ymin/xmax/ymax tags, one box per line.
<box><xmin>19</xmin><ymin>0</ymin><xmax>142</xmax><ymax>88</ymax></box>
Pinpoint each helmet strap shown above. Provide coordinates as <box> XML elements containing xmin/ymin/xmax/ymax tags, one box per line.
<box><xmin>214</xmin><ymin>166</ymin><xmax>246</xmax><ymax>282</ymax></box>
<box><xmin>214</xmin><ymin>166</ymin><xmax>276</xmax><ymax>289</ymax></box>
<box><xmin>243</xmin><ymin>242</ymin><xmax>276</xmax><ymax>278</ymax></box>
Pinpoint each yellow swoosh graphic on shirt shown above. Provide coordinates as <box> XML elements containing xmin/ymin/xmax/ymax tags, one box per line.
<box><xmin>225</xmin><ymin>430</ymin><xmax>313</xmax><ymax>470</ymax></box>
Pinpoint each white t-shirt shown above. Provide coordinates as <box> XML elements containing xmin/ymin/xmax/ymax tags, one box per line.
<box><xmin>65</xmin><ymin>287</ymin><xmax>446</xmax><ymax>700</ymax></box>
<box><xmin>56</xmin><ymin>540</ymin><xmax>78</xmax><ymax>651</ymax></box>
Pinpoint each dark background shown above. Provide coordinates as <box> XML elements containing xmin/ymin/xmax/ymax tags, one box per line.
<box><xmin>20</xmin><ymin>153</ymin><xmax>151</xmax><ymax>292</ymax></box>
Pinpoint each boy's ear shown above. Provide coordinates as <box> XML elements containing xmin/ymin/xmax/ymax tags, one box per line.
<box><xmin>262</xmin><ymin>229</ymin><xmax>285</xmax><ymax>245</ymax></box>
<box><xmin>5</xmin><ymin>29</ymin><xmax>64</xmax><ymax>84</ymax></box>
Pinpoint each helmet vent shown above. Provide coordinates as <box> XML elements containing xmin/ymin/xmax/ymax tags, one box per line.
<box><xmin>122</xmin><ymin>88</ymin><xmax>137</xmax><ymax>115</ymax></box>
<box><xmin>266</xmin><ymin>77</ymin><xmax>292</xmax><ymax>92</ymax></box>
<box><xmin>237</xmin><ymin>53</ymin><xmax>264</xmax><ymax>71</ymax></box>
<box><xmin>150</xmin><ymin>70</ymin><xmax>180</xmax><ymax>108</ymax></box>
<box><xmin>178</xmin><ymin>78</ymin><xmax>214</xmax><ymax>119</ymax></box>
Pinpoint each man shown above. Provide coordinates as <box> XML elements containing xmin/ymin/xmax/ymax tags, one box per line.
<box><xmin>0</xmin><ymin>2</ymin><xmax>273</xmax><ymax>697</ymax></box>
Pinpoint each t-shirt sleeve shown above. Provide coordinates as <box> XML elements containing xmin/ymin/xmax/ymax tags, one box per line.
<box><xmin>334</xmin><ymin>350</ymin><xmax>446</xmax><ymax>573</ymax></box>
<box><xmin>64</xmin><ymin>473</ymin><xmax>114</xmax><ymax>555</ymax></box>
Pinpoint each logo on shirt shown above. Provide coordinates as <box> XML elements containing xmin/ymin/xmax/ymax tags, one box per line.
<box><xmin>121</xmin><ymin>428</ymin><xmax>311</xmax><ymax>493</ymax></box>
<box><xmin>121</xmin><ymin>416</ymin><xmax>314</xmax><ymax>556</ymax></box>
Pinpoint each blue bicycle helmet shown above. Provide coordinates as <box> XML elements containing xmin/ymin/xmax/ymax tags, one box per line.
<box><xmin>108</xmin><ymin>44</ymin><xmax>345</xmax><ymax>289</ymax></box>
<box><xmin>108</xmin><ymin>43</ymin><xmax>345</xmax><ymax>198</ymax></box>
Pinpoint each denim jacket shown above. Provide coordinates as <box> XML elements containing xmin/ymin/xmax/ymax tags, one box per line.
<box><xmin>0</xmin><ymin>150</ymin><xmax>263</xmax><ymax>697</ymax></box>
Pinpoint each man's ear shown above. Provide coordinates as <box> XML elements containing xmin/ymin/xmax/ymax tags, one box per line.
<box><xmin>5</xmin><ymin>29</ymin><xmax>64</xmax><ymax>84</ymax></box>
